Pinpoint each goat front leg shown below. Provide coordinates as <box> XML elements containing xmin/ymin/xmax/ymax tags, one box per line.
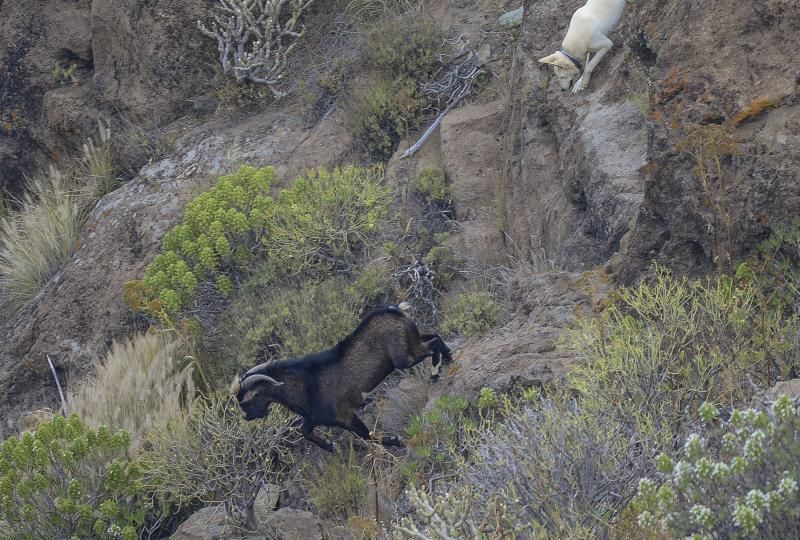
<box><xmin>345</xmin><ymin>413</ymin><xmax>405</xmax><ymax>448</ymax></box>
<box><xmin>421</xmin><ymin>333</ymin><xmax>453</xmax><ymax>380</ymax></box>
<box><xmin>301</xmin><ymin>417</ymin><xmax>333</xmax><ymax>452</ymax></box>
<box><xmin>572</xmin><ymin>36</ymin><xmax>613</xmax><ymax>93</ymax></box>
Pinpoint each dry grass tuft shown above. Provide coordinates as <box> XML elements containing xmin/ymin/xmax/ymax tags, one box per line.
<box><xmin>731</xmin><ymin>96</ymin><xmax>778</xmax><ymax>127</ymax></box>
<box><xmin>0</xmin><ymin>123</ymin><xmax>119</xmax><ymax>316</ymax></box>
<box><xmin>0</xmin><ymin>167</ymin><xmax>89</xmax><ymax>313</ymax></box>
<box><xmin>78</xmin><ymin>120</ymin><xmax>117</xmax><ymax>197</ymax></box>
<box><xmin>69</xmin><ymin>331</ymin><xmax>195</xmax><ymax>449</ymax></box>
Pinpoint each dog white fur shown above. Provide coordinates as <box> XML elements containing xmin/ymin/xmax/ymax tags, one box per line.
<box><xmin>539</xmin><ymin>0</ymin><xmax>626</xmax><ymax>93</ymax></box>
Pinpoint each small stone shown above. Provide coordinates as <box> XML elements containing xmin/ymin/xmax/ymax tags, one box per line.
<box><xmin>499</xmin><ymin>7</ymin><xmax>523</xmax><ymax>27</ymax></box>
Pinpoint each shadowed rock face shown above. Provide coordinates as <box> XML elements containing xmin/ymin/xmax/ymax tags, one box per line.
<box><xmin>0</xmin><ymin>0</ymin><xmax>210</xmax><ymax>196</ymax></box>
<box><xmin>503</xmin><ymin>0</ymin><xmax>800</xmax><ymax>280</ymax></box>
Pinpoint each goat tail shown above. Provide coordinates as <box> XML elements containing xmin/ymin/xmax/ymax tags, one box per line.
<box><xmin>229</xmin><ymin>376</ymin><xmax>241</xmax><ymax>395</ymax></box>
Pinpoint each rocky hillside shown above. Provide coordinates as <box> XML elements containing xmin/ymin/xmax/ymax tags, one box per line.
<box><xmin>1</xmin><ymin>0</ymin><xmax>799</xmax><ymax>536</ymax></box>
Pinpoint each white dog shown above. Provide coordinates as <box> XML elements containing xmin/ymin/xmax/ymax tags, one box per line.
<box><xmin>539</xmin><ymin>0</ymin><xmax>626</xmax><ymax>93</ymax></box>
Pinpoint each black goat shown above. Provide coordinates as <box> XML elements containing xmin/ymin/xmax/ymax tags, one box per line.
<box><xmin>232</xmin><ymin>305</ymin><xmax>453</xmax><ymax>451</ymax></box>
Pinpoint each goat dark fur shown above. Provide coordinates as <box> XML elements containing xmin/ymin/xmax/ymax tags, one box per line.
<box><xmin>233</xmin><ymin>305</ymin><xmax>453</xmax><ymax>451</ymax></box>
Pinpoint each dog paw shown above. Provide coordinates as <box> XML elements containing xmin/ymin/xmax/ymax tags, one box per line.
<box><xmin>571</xmin><ymin>77</ymin><xmax>587</xmax><ymax>93</ymax></box>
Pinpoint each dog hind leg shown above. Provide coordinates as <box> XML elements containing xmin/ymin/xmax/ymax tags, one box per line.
<box><xmin>572</xmin><ymin>35</ymin><xmax>613</xmax><ymax>93</ymax></box>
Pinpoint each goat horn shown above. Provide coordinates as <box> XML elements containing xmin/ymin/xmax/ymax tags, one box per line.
<box><xmin>241</xmin><ymin>374</ymin><xmax>284</xmax><ymax>390</ymax></box>
<box><xmin>243</xmin><ymin>362</ymin><xmax>272</xmax><ymax>378</ymax></box>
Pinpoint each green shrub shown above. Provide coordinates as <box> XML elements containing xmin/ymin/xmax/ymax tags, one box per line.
<box><xmin>739</xmin><ymin>219</ymin><xmax>800</xmax><ymax>315</ymax></box>
<box><xmin>0</xmin><ymin>415</ymin><xmax>144</xmax><ymax>540</ymax></box>
<box><xmin>413</xmin><ymin>167</ymin><xmax>451</xmax><ymax>205</ymax></box>
<box><xmin>566</xmin><ymin>266</ymin><xmax>797</xmax><ymax>449</ymax></box>
<box><xmin>364</xmin><ymin>16</ymin><xmax>444</xmax><ymax>82</ymax></box>
<box><xmin>262</xmin><ymin>165</ymin><xmax>392</xmax><ymax>275</ymax></box>
<box><xmin>234</xmin><ymin>276</ymin><xmax>364</xmax><ymax>364</ymax></box>
<box><xmin>440</xmin><ymin>290</ymin><xmax>500</xmax><ymax>337</ymax></box>
<box><xmin>307</xmin><ymin>442</ymin><xmax>367</xmax><ymax>520</ymax></box>
<box><xmin>129</xmin><ymin>165</ymin><xmax>391</xmax><ymax>318</ymax></box>
<box><xmin>425</xmin><ymin>243</ymin><xmax>458</xmax><ymax>289</ymax></box>
<box><xmin>403</xmin><ymin>394</ymin><xmax>471</xmax><ymax>485</ymax></box>
<box><xmin>347</xmin><ymin>78</ymin><xmax>425</xmax><ymax>160</ymax></box>
<box><xmin>132</xmin><ymin>165</ymin><xmax>275</xmax><ymax>316</ymax></box>
<box><xmin>139</xmin><ymin>394</ymin><xmax>299</xmax><ymax>529</ymax></box>
<box><xmin>636</xmin><ymin>397</ymin><xmax>800</xmax><ymax>539</ymax></box>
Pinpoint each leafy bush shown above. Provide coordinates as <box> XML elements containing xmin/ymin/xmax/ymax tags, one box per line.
<box><xmin>69</xmin><ymin>332</ymin><xmax>195</xmax><ymax>449</ymax></box>
<box><xmin>636</xmin><ymin>397</ymin><xmax>800</xmax><ymax>539</ymax></box>
<box><xmin>396</xmin><ymin>393</ymin><xmax>649</xmax><ymax>538</ymax></box>
<box><xmin>307</xmin><ymin>442</ymin><xmax>367</xmax><ymax>520</ymax></box>
<box><xmin>424</xmin><ymin>242</ymin><xmax>458</xmax><ymax>289</ymax></box>
<box><xmin>463</xmin><ymin>396</ymin><xmax>649</xmax><ymax>537</ymax></box>
<box><xmin>0</xmin><ymin>415</ymin><xmax>144</xmax><ymax>539</ymax></box>
<box><xmin>364</xmin><ymin>16</ymin><xmax>444</xmax><ymax>82</ymax></box>
<box><xmin>345</xmin><ymin>16</ymin><xmax>446</xmax><ymax>159</ymax></box>
<box><xmin>403</xmin><ymin>395</ymin><xmax>470</xmax><ymax>485</ymax></box>
<box><xmin>230</xmin><ymin>276</ymin><xmax>364</xmax><ymax>366</ymax></box>
<box><xmin>413</xmin><ymin>167</ymin><xmax>451</xmax><ymax>205</ymax></box>
<box><xmin>129</xmin><ymin>164</ymin><xmax>391</xmax><ymax>318</ymax></box>
<box><xmin>347</xmin><ymin>78</ymin><xmax>425</xmax><ymax>160</ymax></box>
<box><xmin>133</xmin><ymin>165</ymin><xmax>276</xmax><ymax>316</ymax></box>
<box><xmin>0</xmin><ymin>168</ymin><xmax>89</xmax><ymax>314</ymax></box>
<box><xmin>262</xmin><ymin>165</ymin><xmax>392</xmax><ymax>275</ymax></box>
<box><xmin>440</xmin><ymin>290</ymin><xmax>500</xmax><ymax>337</ymax></box>
<box><xmin>139</xmin><ymin>393</ymin><xmax>299</xmax><ymax>529</ymax></box>
<box><xmin>566</xmin><ymin>266</ymin><xmax>797</xmax><ymax>449</ymax></box>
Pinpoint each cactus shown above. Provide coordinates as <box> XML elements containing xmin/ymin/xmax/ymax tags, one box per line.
<box><xmin>198</xmin><ymin>0</ymin><xmax>315</xmax><ymax>98</ymax></box>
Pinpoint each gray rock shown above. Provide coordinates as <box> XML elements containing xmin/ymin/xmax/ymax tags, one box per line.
<box><xmin>261</xmin><ymin>508</ymin><xmax>324</xmax><ymax>540</ymax></box>
<box><xmin>499</xmin><ymin>7</ymin><xmax>524</xmax><ymax>27</ymax></box>
<box><xmin>253</xmin><ymin>483</ymin><xmax>281</xmax><ymax>516</ymax></box>
<box><xmin>766</xmin><ymin>379</ymin><xmax>800</xmax><ymax>400</ymax></box>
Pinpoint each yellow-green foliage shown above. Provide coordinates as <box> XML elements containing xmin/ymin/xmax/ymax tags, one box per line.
<box><xmin>414</xmin><ymin>167</ymin><xmax>451</xmax><ymax>205</ymax></box>
<box><xmin>137</xmin><ymin>165</ymin><xmax>275</xmax><ymax>315</ymax></box>
<box><xmin>52</xmin><ymin>63</ymin><xmax>78</xmax><ymax>86</ymax></box>
<box><xmin>220</xmin><ymin>268</ymin><xmax>389</xmax><ymax>377</ymax></box>
<box><xmin>213</xmin><ymin>78</ymin><xmax>273</xmax><ymax>111</ymax></box>
<box><xmin>262</xmin><ymin>165</ymin><xmax>392</xmax><ymax>275</ymax></box>
<box><xmin>566</xmin><ymin>266</ymin><xmax>797</xmax><ymax>448</ymax></box>
<box><xmin>132</xmin><ymin>165</ymin><xmax>391</xmax><ymax>317</ymax></box>
<box><xmin>440</xmin><ymin>290</ymin><xmax>500</xmax><ymax>337</ymax></box>
<box><xmin>346</xmin><ymin>16</ymin><xmax>446</xmax><ymax>159</ymax></box>
<box><xmin>403</xmin><ymin>394</ymin><xmax>470</xmax><ymax>485</ymax></box>
<box><xmin>0</xmin><ymin>415</ymin><xmax>143</xmax><ymax>540</ymax></box>
<box><xmin>69</xmin><ymin>332</ymin><xmax>195</xmax><ymax>449</ymax></box>
<box><xmin>0</xmin><ymin>168</ymin><xmax>88</xmax><ymax>314</ymax></box>
<box><xmin>307</xmin><ymin>442</ymin><xmax>367</xmax><ymax>520</ymax></box>
<box><xmin>365</xmin><ymin>16</ymin><xmax>444</xmax><ymax>82</ymax></box>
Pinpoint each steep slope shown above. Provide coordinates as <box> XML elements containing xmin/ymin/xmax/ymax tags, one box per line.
<box><xmin>503</xmin><ymin>0</ymin><xmax>799</xmax><ymax>279</ymax></box>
